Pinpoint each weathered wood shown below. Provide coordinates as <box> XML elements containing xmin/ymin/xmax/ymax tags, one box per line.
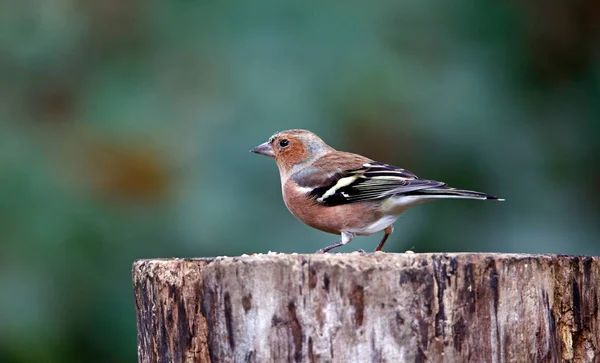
<box><xmin>132</xmin><ymin>253</ymin><xmax>600</xmax><ymax>363</ymax></box>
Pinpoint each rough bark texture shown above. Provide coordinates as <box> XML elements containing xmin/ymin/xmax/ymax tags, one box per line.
<box><xmin>133</xmin><ymin>253</ymin><xmax>600</xmax><ymax>363</ymax></box>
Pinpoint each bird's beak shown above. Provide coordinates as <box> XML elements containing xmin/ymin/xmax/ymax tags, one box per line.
<box><xmin>250</xmin><ymin>141</ymin><xmax>275</xmax><ymax>158</ymax></box>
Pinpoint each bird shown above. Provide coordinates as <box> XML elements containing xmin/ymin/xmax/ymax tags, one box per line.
<box><xmin>250</xmin><ymin>129</ymin><xmax>503</xmax><ymax>253</ymax></box>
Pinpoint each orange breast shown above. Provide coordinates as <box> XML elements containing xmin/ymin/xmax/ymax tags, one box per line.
<box><xmin>282</xmin><ymin>180</ymin><xmax>383</xmax><ymax>235</ymax></box>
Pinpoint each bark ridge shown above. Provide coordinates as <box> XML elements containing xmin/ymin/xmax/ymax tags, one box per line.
<box><xmin>133</xmin><ymin>253</ymin><xmax>600</xmax><ymax>363</ymax></box>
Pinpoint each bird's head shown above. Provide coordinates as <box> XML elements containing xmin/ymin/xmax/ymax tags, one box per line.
<box><xmin>251</xmin><ymin>129</ymin><xmax>333</xmax><ymax>172</ymax></box>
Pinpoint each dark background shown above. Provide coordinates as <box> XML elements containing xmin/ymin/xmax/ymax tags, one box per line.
<box><xmin>1</xmin><ymin>1</ymin><xmax>599</xmax><ymax>362</ymax></box>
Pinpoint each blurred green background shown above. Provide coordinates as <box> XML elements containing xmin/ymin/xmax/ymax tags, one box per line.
<box><xmin>1</xmin><ymin>1</ymin><xmax>599</xmax><ymax>362</ymax></box>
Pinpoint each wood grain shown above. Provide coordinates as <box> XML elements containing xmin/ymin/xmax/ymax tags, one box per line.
<box><xmin>133</xmin><ymin>253</ymin><xmax>600</xmax><ymax>362</ymax></box>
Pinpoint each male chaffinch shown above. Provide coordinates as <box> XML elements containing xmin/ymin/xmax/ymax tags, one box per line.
<box><xmin>251</xmin><ymin>129</ymin><xmax>503</xmax><ymax>253</ymax></box>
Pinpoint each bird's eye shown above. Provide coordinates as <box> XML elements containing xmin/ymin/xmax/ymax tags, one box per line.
<box><xmin>279</xmin><ymin>139</ymin><xmax>290</xmax><ymax>148</ymax></box>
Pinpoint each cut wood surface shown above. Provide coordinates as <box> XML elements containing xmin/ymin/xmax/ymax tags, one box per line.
<box><xmin>132</xmin><ymin>253</ymin><xmax>600</xmax><ymax>363</ymax></box>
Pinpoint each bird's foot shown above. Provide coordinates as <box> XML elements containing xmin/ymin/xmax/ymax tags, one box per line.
<box><xmin>315</xmin><ymin>240</ymin><xmax>347</xmax><ymax>254</ymax></box>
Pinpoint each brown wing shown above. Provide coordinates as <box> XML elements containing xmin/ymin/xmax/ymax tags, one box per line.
<box><xmin>290</xmin><ymin>151</ymin><xmax>372</xmax><ymax>188</ymax></box>
<box><xmin>290</xmin><ymin>152</ymin><xmax>445</xmax><ymax>206</ymax></box>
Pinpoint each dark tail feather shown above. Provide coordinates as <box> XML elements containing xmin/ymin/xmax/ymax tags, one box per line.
<box><xmin>410</xmin><ymin>186</ymin><xmax>504</xmax><ymax>201</ymax></box>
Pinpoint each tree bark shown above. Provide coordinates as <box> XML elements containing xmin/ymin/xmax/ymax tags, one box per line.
<box><xmin>132</xmin><ymin>253</ymin><xmax>600</xmax><ymax>363</ymax></box>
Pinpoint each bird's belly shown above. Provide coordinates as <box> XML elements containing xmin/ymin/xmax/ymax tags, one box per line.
<box><xmin>347</xmin><ymin>214</ymin><xmax>399</xmax><ymax>236</ymax></box>
<box><xmin>284</xmin><ymin>195</ymin><xmax>394</xmax><ymax>236</ymax></box>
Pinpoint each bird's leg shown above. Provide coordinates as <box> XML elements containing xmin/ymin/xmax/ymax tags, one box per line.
<box><xmin>316</xmin><ymin>242</ymin><xmax>345</xmax><ymax>254</ymax></box>
<box><xmin>374</xmin><ymin>225</ymin><xmax>394</xmax><ymax>252</ymax></box>
<box><xmin>316</xmin><ymin>231</ymin><xmax>353</xmax><ymax>253</ymax></box>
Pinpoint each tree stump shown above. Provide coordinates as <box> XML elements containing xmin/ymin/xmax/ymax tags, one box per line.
<box><xmin>132</xmin><ymin>253</ymin><xmax>600</xmax><ymax>363</ymax></box>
